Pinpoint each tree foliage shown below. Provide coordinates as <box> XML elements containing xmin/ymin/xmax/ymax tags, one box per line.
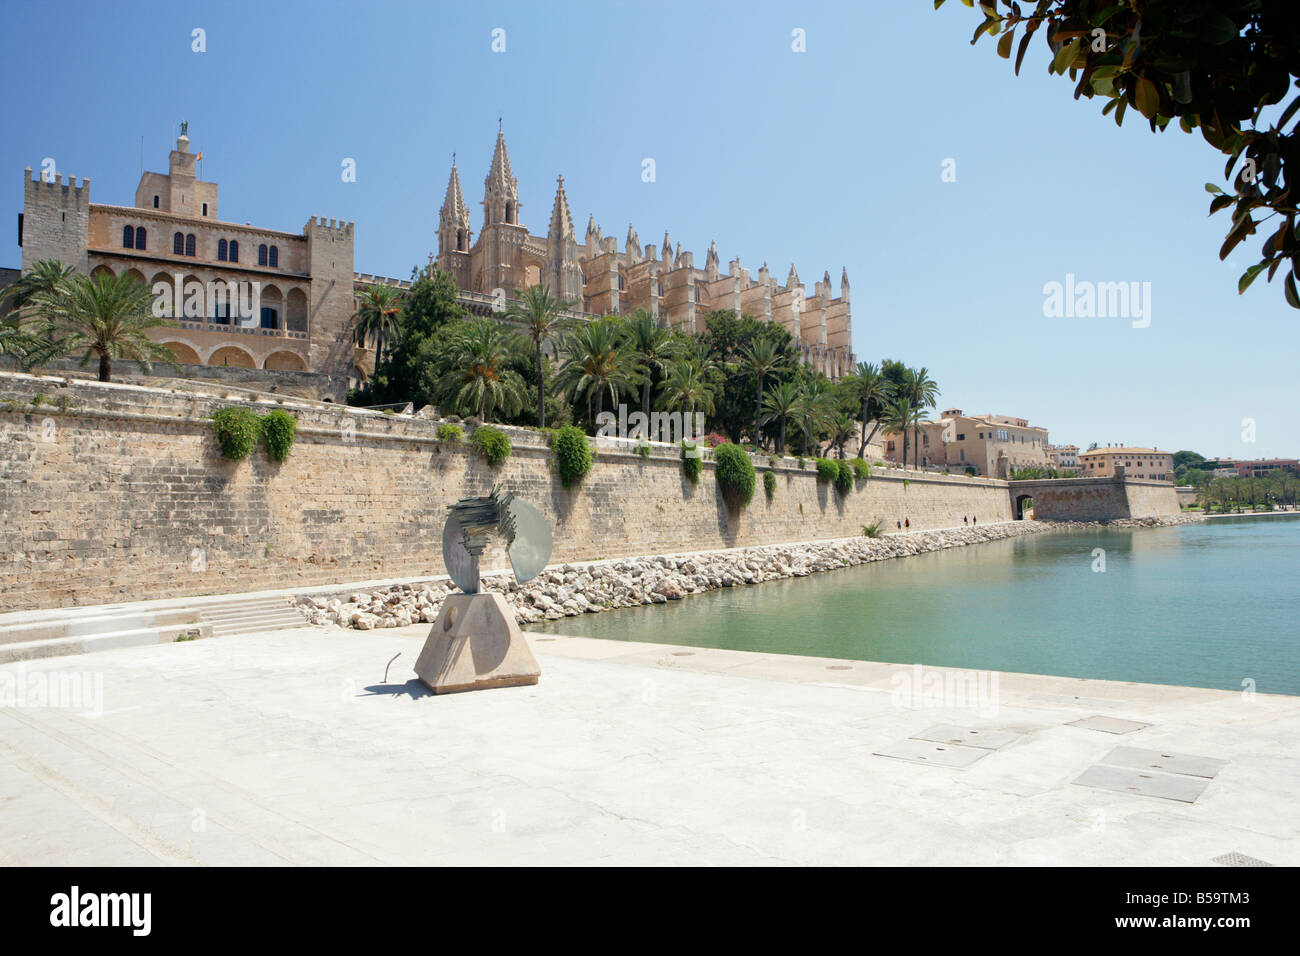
<box><xmin>948</xmin><ymin>0</ymin><xmax>1300</xmax><ymax>307</ymax></box>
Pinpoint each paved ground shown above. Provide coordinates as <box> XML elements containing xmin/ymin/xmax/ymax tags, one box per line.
<box><xmin>1</xmin><ymin>624</ymin><xmax>1296</xmax><ymax>866</ymax></box>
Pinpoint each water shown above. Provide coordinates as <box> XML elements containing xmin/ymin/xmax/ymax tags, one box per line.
<box><xmin>530</xmin><ymin>516</ymin><xmax>1300</xmax><ymax>696</ymax></box>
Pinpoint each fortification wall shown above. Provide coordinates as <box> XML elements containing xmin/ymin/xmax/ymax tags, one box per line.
<box><xmin>0</xmin><ymin>373</ymin><xmax>1014</xmax><ymax>611</ymax></box>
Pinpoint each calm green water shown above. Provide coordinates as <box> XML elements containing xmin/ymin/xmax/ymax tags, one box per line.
<box><xmin>531</xmin><ymin>516</ymin><xmax>1300</xmax><ymax>696</ymax></box>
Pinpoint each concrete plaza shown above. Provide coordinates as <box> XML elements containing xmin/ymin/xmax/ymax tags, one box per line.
<box><xmin>1</xmin><ymin>624</ymin><xmax>1296</xmax><ymax>866</ymax></box>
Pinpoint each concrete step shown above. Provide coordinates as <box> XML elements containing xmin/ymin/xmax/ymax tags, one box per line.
<box><xmin>0</xmin><ymin>607</ymin><xmax>202</xmax><ymax>647</ymax></box>
<box><xmin>0</xmin><ymin>623</ymin><xmax>212</xmax><ymax>665</ymax></box>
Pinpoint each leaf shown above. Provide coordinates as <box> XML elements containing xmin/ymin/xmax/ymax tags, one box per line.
<box><xmin>1135</xmin><ymin>77</ymin><xmax>1159</xmax><ymax>118</ymax></box>
<box><xmin>1277</xmin><ymin>94</ymin><xmax>1300</xmax><ymax>132</ymax></box>
<box><xmin>1014</xmin><ymin>30</ymin><xmax>1032</xmax><ymax>74</ymax></box>
<box><xmin>1199</xmin><ymin>13</ymin><xmax>1239</xmax><ymax>45</ymax></box>
<box><xmin>1052</xmin><ymin>37</ymin><xmax>1081</xmax><ymax>74</ymax></box>
<box><xmin>1238</xmin><ymin>261</ymin><xmax>1268</xmax><ymax>294</ymax></box>
<box><xmin>1205</xmin><ymin>183</ymin><xmax>1224</xmax><ymax>195</ymax></box>
<box><xmin>1209</xmin><ymin>195</ymin><xmax>1234</xmax><ymax>214</ymax></box>
<box><xmin>997</xmin><ymin>28</ymin><xmax>1014</xmax><ymax>58</ymax></box>
<box><xmin>1286</xmin><ymin>272</ymin><xmax>1300</xmax><ymax>309</ymax></box>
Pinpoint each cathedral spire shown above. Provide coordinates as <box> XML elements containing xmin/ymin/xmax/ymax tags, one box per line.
<box><xmin>438</xmin><ymin>158</ymin><xmax>472</xmax><ymax>257</ymax></box>
<box><xmin>548</xmin><ymin>175</ymin><xmax>574</xmax><ymax>240</ymax></box>
<box><xmin>440</xmin><ymin>161</ymin><xmax>469</xmax><ymax>227</ymax></box>
<box><xmin>483</xmin><ymin>127</ymin><xmax>520</xmax><ymax>226</ymax></box>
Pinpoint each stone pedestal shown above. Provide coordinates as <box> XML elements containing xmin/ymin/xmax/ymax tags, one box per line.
<box><xmin>413</xmin><ymin>592</ymin><xmax>540</xmax><ymax>694</ymax></box>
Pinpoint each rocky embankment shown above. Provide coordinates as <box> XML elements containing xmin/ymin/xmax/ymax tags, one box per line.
<box><xmin>296</xmin><ymin>521</ymin><xmax>1048</xmax><ymax>630</ymax></box>
<box><xmin>1044</xmin><ymin>513</ymin><xmax>1207</xmax><ymax>529</ymax></box>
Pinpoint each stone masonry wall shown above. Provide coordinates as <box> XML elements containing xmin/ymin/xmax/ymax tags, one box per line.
<box><xmin>0</xmin><ymin>373</ymin><xmax>1014</xmax><ymax>611</ymax></box>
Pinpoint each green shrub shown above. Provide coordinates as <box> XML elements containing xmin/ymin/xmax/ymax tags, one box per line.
<box><xmin>211</xmin><ymin>407</ymin><xmax>261</xmax><ymax>461</ymax></box>
<box><xmin>437</xmin><ymin>423</ymin><xmax>464</xmax><ymax>443</ymax></box>
<box><xmin>551</xmin><ymin>424</ymin><xmax>593</xmax><ymax>487</ymax></box>
<box><xmin>681</xmin><ymin>440</ymin><xmax>702</xmax><ymax>484</ymax></box>
<box><xmin>815</xmin><ymin>458</ymin><xmax>839</xmax><ymax>483</ymax></box>
<box><xmin>965</xmin><ymin>466</ymin><xmax>977</xmax><ymax>476</ymax></box>
<box><xmin>260</xmin><ymin>409</ymin><xmax>297</xmax><ymax>463</ymax></box>
<box><xmin>862</xmin><ymin>521</ymin><xmax>884</xmax><ymax>538</ymax></box>
<box><xmin>635</xmin><ymin>442</ymin><xmax>651</xmax><ymax>459</ymax></box>
<box><xmin>834</xmin><ymin>459</ymin><xmax>854</xmax><ymax>493</ymax></box>
<box><xmin>714</xmin><ymin>442</ymin><xmax>756</xmax><ymax>508</ymax></box>
<box><xmin>32</xmin><ymin>392</ymin><xmax>46</xmax><ymax>407</ymax></box>
<box><xmin>471</xmin><ymin>425</ymin><xmax>512</xmax><ymax>468</ymax></box>
<box><xmin>797</xmin><ymin>456</ymin><xmax>807</xmax><ymax>469</ymax></box>
<box><xmin>763</xmin><ymin>469</ymin><xmax>777</xmax><ymax>502</ymax></box>
<box><xmin>852</xmin><ymin>459</ymin><xmax>871</xmax><ymax>480</ymax></box>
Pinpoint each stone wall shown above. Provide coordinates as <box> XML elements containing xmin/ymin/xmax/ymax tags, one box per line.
<box><xmin>1009</xmin><ymin>475</ymin><xmax>1179</xmax><ymax>521</ymax></box>
<box><xmin>0</xmin><ymin>372</ymin><xmax>1014</xmax><ymax>611</ymax></box>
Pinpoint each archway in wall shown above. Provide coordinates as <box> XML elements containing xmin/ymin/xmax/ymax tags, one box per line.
<box><xmin>1015</xmin><ymin>494</ymin><xmax>1034</xmax><ymax>520</ymax></box>
<box><xmin>285</xmin><ymin>288</ymin><xmax>308</xmax><ymax>332</ymax></box>
<box><xmin>264</xmin><ymin>350</ymin><xmax>308</xmax><ymax>371</ymax></box>
<box><xmin>161</xmin><ymin>342</ymin><xmax>201</xmax><ymax>365</ymax></box>
<box><xmin>208</xmin><ymin>345</ymin><xmax>256</xmax><ymax>369</ymax></box>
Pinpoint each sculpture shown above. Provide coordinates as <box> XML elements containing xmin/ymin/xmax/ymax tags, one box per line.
<box><xmin>416</xmin><ymin>486</ymin><xmax>551</xmax><ymax>694</ymax></box>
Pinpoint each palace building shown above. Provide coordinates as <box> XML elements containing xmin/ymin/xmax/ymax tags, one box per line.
<box><xmin>14</xmin><ymin>125</ymin><xmax>856</xmax><ymax>397</ymax></box>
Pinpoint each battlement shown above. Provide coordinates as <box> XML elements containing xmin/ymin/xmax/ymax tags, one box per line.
<box><xmin>24</xmin><ymin>167</ymin><xmax>90</xmax><ymax>200</ymax></box>
<box><xmin>306</xmin><ymin>215</ymin><xmax>355</xmax><ymax>236</ymax></box>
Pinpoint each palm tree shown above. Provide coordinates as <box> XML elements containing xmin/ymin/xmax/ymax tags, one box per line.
<box><xmin>841</xmin><ymin>361</ymin><xmax>893</xmax><ymax>458</ymax></box>
<box><xmin>27</xmin><ymin>271</ymin><xmax>179</xmax><ymax>382</ymax></box>
<box><xmin>761</xmin><ymin>380</ymin><xmax>800</xmax><ymax>455</ymax></box>
<box><xmin>3</xmin><ymin>258</ymin><xmax>75</xmax><ymax>315</ymax></box>
<box><xmin>828</xmin><ymin>411</ymin><xmax>858</xmax><ymax>459</ymax></box>
<box><xmin>505</xmin><ymin>284</ymin><xmax>571</xmax><ymax>429</ymax></box>
<box><xmin>437</xmin><ymin>318</ymin><xmax>527</xmax><ymax>420</ymax></box>
<box><xmin>659</xmin><ymin>359</ymin><xmax>717</xmax><ymax>420</ymax></box>
<box><xmin>351</xmin><ymin>283</ymin><xmax>404</xmax><ymax>364</ymax></box>
<box><xmin>882</xmin><ymin>397</ymin><xmax>923</xmax><ymax>470</ymax></box>
<box><xmin>900</xmin><ymin>366</ymin><xmax>939</xmax><ymax>468</ymax></box>
<box><xmin>623</xmin><ymin>309</ymin><xmax>681</xmax><ymax>419</ymax></box>
<box><xmin>555</xmin><ymin>316</ymin><xmax>633</xmax><ymax>423</ymax></box>
<box><xmin>736</xmin><ymin>337</ymin><xmax>784</xmax><ymax>448</ymax></box>
<box><xmin>791</xmin><ymin>384</ymin><xmax>837</xmax><ymax>456</ymax></box>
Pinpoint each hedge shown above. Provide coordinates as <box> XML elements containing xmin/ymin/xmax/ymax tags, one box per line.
<box><xmin>763</xmin><ymin>469</ymin><xmax>777</xmax><ymax>502</ymax></box>
<box><xmin>714</xmin><ymin>442</ymin><xmax>755</xmax><ymax>508</ymax></box>
<box><xmin>681</xmin><ymin>440</ymin><xmax>702</xmax><ymax>483</ymax></box>
<box><xmin>211</xmin><ymin>407</ymin><xmax>262</xmax><ymax>461</ymax></box>
<box><xmin>471</xmin><ymin>425</ymin><xmax>512</xmax><ymax>468</ymax></box>
<box><xmin>260</xmin><ymin>409</ymin><xmax>297</xmax><ymax>463</ymax></box>
<box><xmin>551</xmin><ymin>425</ymin><xmax>593</xmax><ymax>487</ymax></box>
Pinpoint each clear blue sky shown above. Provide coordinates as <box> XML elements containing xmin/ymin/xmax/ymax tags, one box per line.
<box><xmin>3</xmin><ymin>0</ymin><xmax>1295</xmax><ymax>458</ymax></box>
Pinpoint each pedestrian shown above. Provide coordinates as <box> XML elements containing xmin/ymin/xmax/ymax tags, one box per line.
<box><xmin>904</xmin><ymin>517</ymin><xmax>910</xmax><ymax>529</ymax></box>
<box><xmin>896</xmin><ymin>520</ymin><xmax>901</xmax><ymax>530</ymax></box>
<box><xmin>973</xmin><ymin>515</ymin><xmax>977</xmax><ymax>525</ymax></box>
<box><xmin>963</xmin><ymin>515</ymin><xmax>968</xmax><ymax>524</ymax></box>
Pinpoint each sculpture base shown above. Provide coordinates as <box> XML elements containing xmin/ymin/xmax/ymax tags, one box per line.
<box><xmin>414</xmin><ymin>592</ymin><xmax>541</xmax><ymax>695</ymax></box>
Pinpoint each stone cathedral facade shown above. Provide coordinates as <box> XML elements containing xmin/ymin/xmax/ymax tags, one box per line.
<box><xmin>436</xmin><ymin>130</ymin><xmax>856</xmax><ymax>379</ymax></box>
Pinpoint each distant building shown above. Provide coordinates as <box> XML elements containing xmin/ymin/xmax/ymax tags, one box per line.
<box><xmin>1047</xmin><ymin>443</ymin><xmax>1079</xmax><ymax>470</ymax></box>
<box><xmin>882</xmin><ymin>408</ymin><xmax>1052</xmax><ymax>477</ymax></box>
<box><xmin>1078</xmin><ymin>445</ymin><xmax>1173</xmax><ymax>481</ymax></box>
<box><xmin>1230</xmin><ymin>458</ymin><xmax>1299</xmax><ymax>478</ymax></box>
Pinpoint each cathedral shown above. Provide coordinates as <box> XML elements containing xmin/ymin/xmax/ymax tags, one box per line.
<box><xmin>436</xmin><ymin>129</ymin><xmax>856</xmax><ymax>380</ymax></box>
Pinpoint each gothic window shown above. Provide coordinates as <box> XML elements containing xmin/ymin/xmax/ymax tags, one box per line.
<box><xmin>268</xmin><ymin>245</ymin><xmax>278</xmax><ymax>268</ymax></box>
<box><xmin>185</xmin><ymin>234</ymin><xmax>196</xmax><ymax>257</ymax></box>
<box><xmin>505</xmin><ymin>201</ymin><xmax>514</xmax><ymax>224</ymax></box>
<box><xmin>123</xmin><ymin>225</ymin><xmax>135</xmax><ymax>249</ymax></box>
<box><xmin>153</xmin><ymin>195</ymin><xmax>160</xmax><ymax>208</ymax></box>
<box><xmin>135</xmin><ymin>227</ymin><xmax>146</xmax><ymax>250</ymax></box>
<box><xmin>218</xmin><ymin>239</ymin><xmax>228</xmax><ymax>261</ymax></box>
<box><xmin>258</xmin><ymin>244</ymin><xmax>268</xmax><ymax>266</ymax></box>
<box><xmin>173</xmin><ymin>232</ymin><xmax>184</xmax><ymax>255</ymax></box>
<box><xmin>229</xmin><ymin>240</ymin><xmax>238</xmax><ymax>263</ymax></box>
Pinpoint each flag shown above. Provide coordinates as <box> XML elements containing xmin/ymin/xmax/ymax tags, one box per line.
<box><xmin>196</xmin><ymin>151</ymin><xmax>203</xmax><ymax>162</ymax></box>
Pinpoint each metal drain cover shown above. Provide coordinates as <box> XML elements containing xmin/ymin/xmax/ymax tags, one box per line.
<box><xmin>1101</xmin><ymin>746</ymin><xmax>1227</xmax><ymax>779</ymax></box>
<box><xmin>911</xmin><ymin>725</ymin><xmax>1022</xmax><ymax>751</ymax></box>
<box><xmin>1071</xmin><ymin>764</ymin><xmax>1210</xmax><ymax>803</ymax></box>
<box><xmin>873</xmin><ymin>739</ymin><xmax>990</xmax><ymax>769</ymax></box>
<box><xmin>1067</xmin><ymin>715</ymin><xmax>1151</xmax><ymax>735</ymax></box>
<box><xmin>1212</xmin><ymin>851</ymin><xmax>1273</xmax><ymax>867</ymax></box>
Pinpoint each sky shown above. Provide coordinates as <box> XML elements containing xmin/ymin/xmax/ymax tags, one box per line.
<box><xmin>2</xmin><ymin>0</ymin><xmax>1296</xmax><ymax>458</ymax></box>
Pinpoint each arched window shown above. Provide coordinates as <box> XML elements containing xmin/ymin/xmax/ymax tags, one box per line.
<box><xmin>185</xmin><ymin>234</ymin><xmax>196</xmax><ymax>257</ymax></box>
<box><xmin>258</xmin><ymin>244</ymin><xmax>268</xmax><ymax>266</ymax></box>
<box><xmin>152</xmin><ymin>195</ymin><xmax>160</xmax><ymax>209</ymax></box>
<box><xmin>505</xmin><ymin>201</ymin><xmax>515</xmax><ymax>224</ymax></box>
<box><xmin>217</xmin><ymin>239</ymin><xmax>228</xmax><ymax>261</ymax></box>
<box><xmin>268</xmin><ymin>245</ymin><xmax>278</xmax><ymax>268</ymax></box>
<box><xmin>173</xmin><ymin>232</ymin><xmax>185</xmax><ymax>255</ymax></box>
<box><xmin>123</xmin><ymin>225</ymin><xmax>135</xmax><ymax>249</ymax></box>
<box><xmin>135</xmin><ymin>227</ymin><xmax>146</xmax><ymax>250</ymax></box>
<box><xmin>229</xmin><ymin>240</ymin><xmax>238</xmax><ymax>263</ymax></box>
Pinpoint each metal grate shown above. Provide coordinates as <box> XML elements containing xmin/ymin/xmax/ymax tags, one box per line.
<box><xmin>1212</xmin><ymin>852</ymin><xmax>1273</xmax><ymax>867</ymax></box>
